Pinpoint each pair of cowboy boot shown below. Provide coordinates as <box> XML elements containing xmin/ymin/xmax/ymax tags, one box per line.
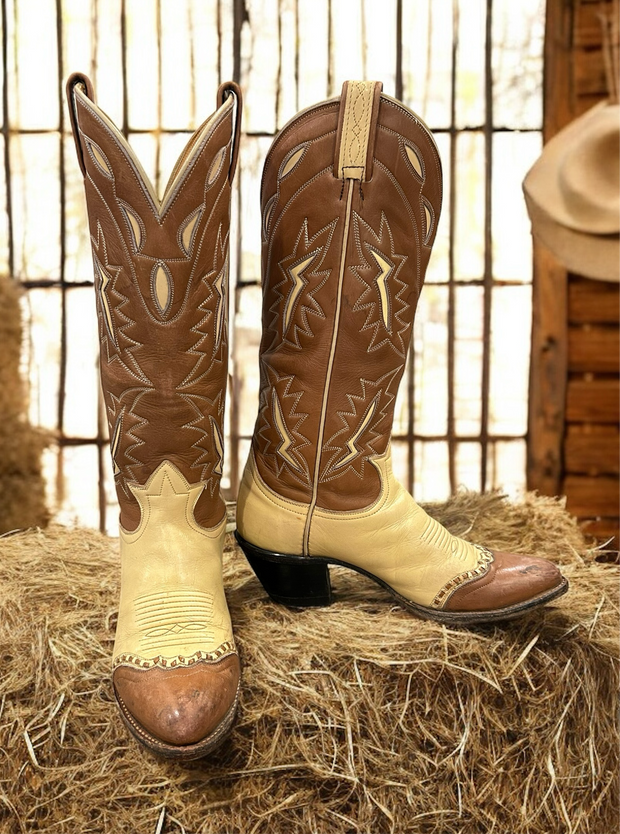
<box><xmin>67</xmin><ymin>76</ymin><xmax>568</xmax><ymax>760</ymax></box>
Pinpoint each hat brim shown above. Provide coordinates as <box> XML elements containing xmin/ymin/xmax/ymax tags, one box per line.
<box><xmin>523</xmin><ymin>102</ymin><xmax>620</xmax><ymax>236</ymax></box>
<box><xmin>524</xmin><ymin>191</ymin><xmax>619</xmax><ymax>282</ymax></box>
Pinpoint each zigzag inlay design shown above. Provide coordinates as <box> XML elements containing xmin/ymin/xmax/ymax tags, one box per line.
<box><xmin>110</xmin><ymin>409</ymin><xmax>123</xmax><ymax>476</ymax></box>
<box><xmin>321</xmin><ymin>369</ymin><xmax>399</xmax><ymax>482</ymax></box>
<box><xmin>283</xmin><ymin>252</ymin><xmax>316</xmax><ymax>333</ymax></box>
<box><xmin>212</xmin><ymin>252</ymin><xmax>228</xmax><ymax>351</ymax></box>
<box><xmin>74</xmin><ymin>87</ymin><xmax>235</xmax><ymax>512</ymax></box>
<box><xmin>351</xmin><ymin>212</ymin><xmax>409</xmax><ymax>358</ymax></box>
<box><xmin>94</xmin><ymin>257</ymin><xmax>116</xmax><ymax>344</ymax></box>
<box><xmin>211</xmin><ymin>416</ymin><xmax>224</xmax><ymax>476</ymax></box>
<box><xmin>272</xmin><ymin>388</ymin><xmax>303</xmax><ymax>472</ymax></box>
<box><xmin>255</xmin><ymin>368</ymin><xmax>311</xmax><ymax>484</ymax></box>
<box><xmin>332</xmin><ymin>398</ymin><xmax>378</xmax><ymax>471</ymax></box>
<box><xmin>270</xmin><ymin>217</ymin><xmax>338</xmax><ymax>350</ymax></box>
<box><xmin>370</xmin><ymin>248</ymin><xmax>394</xmax><ymax>332</ymax></box>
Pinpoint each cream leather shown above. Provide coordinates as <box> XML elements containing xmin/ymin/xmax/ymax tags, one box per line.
<box><xmin>236</xmin><ymin>452</ymin><xmax>308</xmax><ymax>555</ymax></box>
<box><xmin>310</xmin><ymin>447</ymin><xmax>488</xmax><ymax>607</ymax></box>
<box><xmin>237</xmin><ymin>446</ymin><xmax>489</xmax><ymax>608</ymax></box>
<box><xmin>336</xmin><ymin>80</ymin><xmax>378</xmax><ymax>180</ymax></box>
<box><xmin>113</xmin><ymin>461</ymin><xmax>234</xmax><ymax>669</ymax></box>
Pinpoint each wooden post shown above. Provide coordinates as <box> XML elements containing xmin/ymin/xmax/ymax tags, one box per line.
<box><xmin>527</xmin><ymin>0</ymin><xmax>574</xmax><ymax>495</ymax></box>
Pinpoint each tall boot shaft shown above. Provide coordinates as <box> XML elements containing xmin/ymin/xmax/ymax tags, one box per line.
<box><xmin>67</xmin><ymin>73</ymin><xmax>241</xmax><ymax>531</ymax></box>
<box><xmin>254</xmin><ymin>81</ymin><xmax>442</xmax><ymax>520</ymax></box>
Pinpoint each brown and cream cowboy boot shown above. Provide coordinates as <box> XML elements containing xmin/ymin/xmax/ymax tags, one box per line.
<box><xmin>67</xmin><ymin>73</ymin><xmax>241</xmax><ymax>758</ymax></box>
<box><xmin>235</xmin><ymin>81</ymin><xmax>568</xmax><ymax>624</ymax></box>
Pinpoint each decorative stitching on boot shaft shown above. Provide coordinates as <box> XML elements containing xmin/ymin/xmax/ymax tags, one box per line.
<box><xmin>250</xmin><ymin>90</ymin><xmax>442</xmax><ymax>515</ymax></box>
<box><xmin>73</xmin><ymin>83</ymin><xmax>235</xmax><ymax>519</ymax></box>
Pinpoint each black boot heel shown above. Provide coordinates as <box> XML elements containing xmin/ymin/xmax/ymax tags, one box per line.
<box><xmin>235</xmin><ymin>531</ymin><xmax>332</xmax><ymax>607</ymax></box>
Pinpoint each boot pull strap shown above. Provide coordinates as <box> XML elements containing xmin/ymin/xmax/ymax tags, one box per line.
<box><xmin>66</xmin><ymin>72</ymin><xmax>96</xmax><ymax>177</ymax></box>
<box><xmin>334</xmin><ymin>80</ymin><xmax>383</xmax><ymax>182</ymax></box>
<box><xmin>217</xmin><ymin>80</ymin><xmax>243</xmax><ymax>184</ymax></box>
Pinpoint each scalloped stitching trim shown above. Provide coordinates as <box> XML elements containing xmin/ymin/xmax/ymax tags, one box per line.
<box><xmin>431</xmin><ymin>546</ymin><xmax>494</xmax><ymax>609</ymax></box>
<box><xmin>113</xmin><ymin>639</ymin><xmax>236</xmax><ymax>670</ymax></box>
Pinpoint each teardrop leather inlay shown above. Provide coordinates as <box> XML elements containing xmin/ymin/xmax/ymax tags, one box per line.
<box><xmin>85</xmin><ymin>137</ymin><xmax>114</xmax><ymax>178</ymax></box>
<box><xmin>422</xmin><ymin>198</ymin><xmax>433</xmax><ymax>244</ymax></box>
<box><xmin>119</xmin><ymin>202</ymin><xmax>144</xmax><ymax>252</ymax></box>
<box><xmin>179</xmin><ymin>208</ymin><xmax>202</xmax><ymax>255</ymax></box>
<box><xmin>279</xmin><ymin>144</ymin><xmax>308</xmax><ymax>180</ymax></box>
<box><xmin>404</xmin><ymin>143</ymin><xmax>424</xmax><ymax>180</ymax></box>
<box><xmin>262</xmin><ymin>194</ymin><xmax>276</xmax><ymax>240</ymax></box>
<box><xmin>151</xmin><ymin>262</ymin><xmax>173</xmax><ymax>316</ymax></box>
<box><xmin>207</xmin><ymin>146</ymin><xmax>227</xmax><ymax>187</ymax></box>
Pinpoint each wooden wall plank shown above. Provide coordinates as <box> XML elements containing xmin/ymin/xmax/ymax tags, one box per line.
<box><xmin>568</xmin><ymin>277</ymin><xmax>620</xmax><ymax>323</ymax></box>
<box><xmin>574</xmin><ymin>46</ymin><xmax>609</xmax><ymax>95</ymax></box>
<box><xmin>564</xmin><ymin>474</ymin><xmax>620</xmax><ymax>516</ymax></box>
<box><xmin>565</xmin><ymin>424</ymin><xmax>620</xmax><ymax>473</ymax></box>
<box><xmin>568</xmin><ymin>326</ymin><xmax>620</xmax><ymax>372</ymax></box>
<box><xmin>574</xmin><ymin>92</ymin><xmax>612</xmax><ymax>115</ymax></box>
<box><xmin>527</xmin><ymin>0</ymin><xmax>573</xmax><ymax>495</ymax></box>
<box><xmin>575</xmin><ymin>0</ymin><xmax>615</xmax><ymax>46</ymax></box>
<box><xmin>530</xmin><ymin>0</ymin><xmax>618</xmax><ymax>555</ymax></box>
<box><xmin>566</xmin><ymin>377</ymin><xmax>619</xmax><ymax>422</ymax></box>
<box><xmin>542</xmin><ymin>0</ymin><xmax>576</xmax><ymax>137</ymax></box>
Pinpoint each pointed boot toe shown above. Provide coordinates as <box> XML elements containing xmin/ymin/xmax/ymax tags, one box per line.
<box><xmin>113</xmin><ymin>655</ymin><xmax>240</xmax><ymax>756</ymax></box>
<box><xmin>444</xmin><ymin>551</ymin><xmax>568</xmax><ymax>615</ymax></box>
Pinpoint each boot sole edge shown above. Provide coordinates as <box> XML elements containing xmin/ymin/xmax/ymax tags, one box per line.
<box><xmin>235</xmin><ymin>530</ymin><xmax>570</xmax><ymax>626</ymax></box>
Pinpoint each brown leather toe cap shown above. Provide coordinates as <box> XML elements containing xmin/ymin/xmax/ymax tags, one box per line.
<box><xmin>113</xmin><ymin>654</ymin><xmax>240</xmax><ymax>747</ymax></box>
<box><xmin>445</xmin><ymin>551</ymin><xmax>564</xmax><ymax>613</ymax></box>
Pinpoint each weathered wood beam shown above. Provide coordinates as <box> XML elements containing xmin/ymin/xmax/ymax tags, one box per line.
<box><xmin>527</xmin><ymin>0</ymin><xmax>574</xmax><ymax>495</ymax></box>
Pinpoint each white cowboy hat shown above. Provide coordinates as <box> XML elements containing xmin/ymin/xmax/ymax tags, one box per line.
<box><xmin>523</xmin><ymin>101</ymin><xmax>619</xmax><ymax>282</ymax></box>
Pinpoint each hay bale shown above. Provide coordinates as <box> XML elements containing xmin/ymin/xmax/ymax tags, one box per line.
<box><xmin>0</xmin><ymin>275</ymin><xmax>49</xmax><ymax>533</ymax></box>
<box><xmin>0</xmin><ymin>492</ymin><xmax>617</xmax><ymax>834</ymax></box>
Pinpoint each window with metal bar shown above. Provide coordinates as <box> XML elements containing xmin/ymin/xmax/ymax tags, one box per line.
<box><xmin>2</xmin><ymin>0</ymin><xmax>544</xmax><ymax>533</ymax></box>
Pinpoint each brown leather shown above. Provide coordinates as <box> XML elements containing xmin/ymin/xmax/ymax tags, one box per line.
<box><xmin>66</xmin><ymin>72</ymin><xmax>95</xmax><ymax>176</ymax></box>
<box><xmin>216</xmin><ymin>81</ymin><xmax>243</xmax><ymax>183</ymax></box>
<box><xmin>444</xmin><ymin>551</ymin><xmax>564</xmax><ymax>612</ymax></box>
<box><xmin>66</xmin><ymin>72</ymin><xmax>240</xmax><ymax>531</ymax></box>
<box><xmin>113</xmin><ymin>655</ymin><xmax>240</xmax><ymax>746</ymax></box>
<box><xmin>253</xmin><ymin>85</ymin><xmax>442</xmax><ymax>514</ymax></box>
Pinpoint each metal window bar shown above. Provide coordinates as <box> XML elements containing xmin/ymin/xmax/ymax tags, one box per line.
<box><xmin>1</xmin><ymin>0</ymin><xmax>543</xmax><ymax>533</ymax></box>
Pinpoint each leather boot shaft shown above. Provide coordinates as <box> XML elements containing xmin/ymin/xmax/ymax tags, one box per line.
<box><xmin>67</xmin><ymin>74</ymin><xmax>242</xmax><ymax>759</ymax></box>
<box><xmin>67</xmin><ymin>73</ymin><xmax>241</xmax><ymax>531</ymax></box>
<box><xmin>253</xmin><ymin>81</ymin><xmax>442</xmax><ymax>528</ymax></box>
